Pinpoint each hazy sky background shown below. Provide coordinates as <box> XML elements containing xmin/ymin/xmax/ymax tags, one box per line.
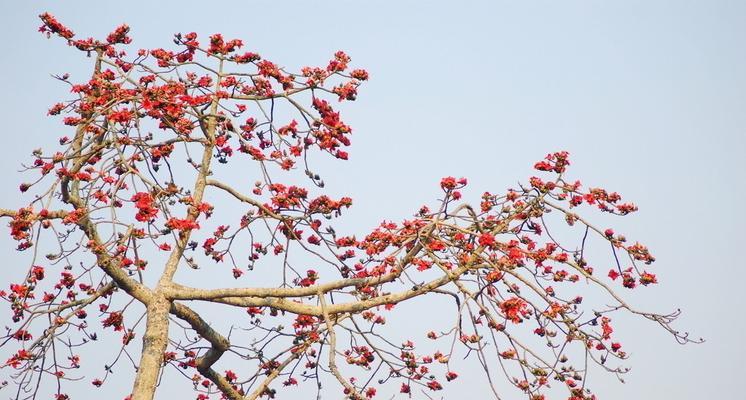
<box><xmin>0</xmin><ymin>1</ymin><xmax>745</xmax><ymax>399</ymax></box>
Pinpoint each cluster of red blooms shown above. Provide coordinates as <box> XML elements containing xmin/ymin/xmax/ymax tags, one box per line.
<box><xmin>530</xmin><ymin>152</ymin><xmax>659</xmax><ymax>289</ymax></box>
<box><xmin>608</xmin><ymin>267</ymin><xmax>658</xmax><ymax>289</ymax></box>
<box><xmin>149</xmin><ymin>143</ymin><xmax>174</xmax><ymax>162</ymax></box>
<box><xmin>311</xmin><ymin>98</ymin><xmax>352</xmax><ymax>159</ymax></box>
<box><xmin>131</xmin><ymin>192</ymin><xmax>158</xmax><ymax>222</ymax></box>
<box><xmin>533</xmin><ymin>150</ymin><xmax>570</xmax><ymax>173</ymax></box>
<box><xmin>344</xmin><ymin>345</ymin><xmax>375</xmax><ymax>367</ymax></box>
<box><xmin>257</xmin><ymin>60</ymin><xmax>294</xmax><ymax>90</ymax></box>
<box><xmin>297</xmin><ymin>270</ymin><xmax>319</xmax><ymax>287</ymax></box>
<box><xmin>499</xmin><ymin>297</ymin><xmax>531</xmax><ymax>323</ymax></box>
<box><xmin>165</xmin><ymin>217</ymin><xmax>200</xmax><ymax>231</ymax></box>
<box><xmin>4</xmin><ymin>349</ymin><xmax>33</xmax><ymax>369</ymax></box>
<box><xmin>207</xmin><ymin>33</ymin><xmax>243</xmax><ymax>55</ymax></box>
<box><xmin>40</xmin><ymin>12</ymin><xmax>132</xmax><ymax>59</ymax></box>
<box><xmin>439</xmin><ymin>176</ymin><xmax>468</xmax><ymax>191</ymax></box>
<box><xmin>307</xmin><ymin>195</ymin><xmax>353</xmax><ymax>215</ymax></box>
<box><xmin>355</xmin><ymin>220</ymin><xmax>426</xmax><ymax>258</ymax></box>
<box><xmin>9</xmin><ymin>207</ymin><xmax>34</xmax><ymax>241</ymax></box>
<box><xmin>38</xmin><ymin>13</ymin><xmax>73</xmax><ymax>39</ymax></box>
<box><xmin>268</xmin><ymin>183</ymin><xmax>308</xmax><ymax>209</ymax></box>
<box><xmin>101</xmin><ymin>311</ymin><xmax>124</xmax><ymax>331</ymax></box>
<box><xmin>105</xmin><ymin>24</ymin><xmax>131</xmax><ymax>45</ymax></box>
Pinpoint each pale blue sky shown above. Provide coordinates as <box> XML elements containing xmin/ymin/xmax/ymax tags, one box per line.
<box><xmin>0</xmin><ymin>1</ymin><xmax>744</xmax><ymax>399</ymax></box>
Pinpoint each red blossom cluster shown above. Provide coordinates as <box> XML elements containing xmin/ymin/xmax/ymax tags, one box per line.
<box><xmin>9</xmin><ymin>207</ymin><xmax>34</xmax><ymax>242</ymax></box>
<box><xmin>207</xmin><ymin>33</ymin><xmax>243</xmax><ymax>55</ymax></box>
<box><xmin>38</xmin><ymin>13</ymin><xmax>73</xmax><ymax>39</ymax></box>
<box><xmin>165</xmin><ymin>217</ymin><xmax>200</xmax><ymax>231</ymax></box>
<box><xmin>101</xmin><ymin>311</ymin><xmax>124</xmax><ymax>331</ymax></box>
<box><xmin>533</xmin><ymin>150</ymin><xmax>570</xmax><ymax>173</ymax></box>
<box><xmin>131</xmin><ymin>192</ymin><xmax>158</xmax><ymax>222</ymax></box>
<box><xmin>311</xmin><ymin>98</ymin><xmax>352</xmax><ymax>159</ymax></box>
<box><xmin>499</xmin><ymin>297</ymin><xmax>531</xmax><ymax>323</ymax></box>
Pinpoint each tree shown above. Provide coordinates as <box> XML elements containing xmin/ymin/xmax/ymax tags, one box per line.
<box><xmin>0</xmin><ymin>13</ymin><xmax>697</xmax><ymax>400</ymax></box>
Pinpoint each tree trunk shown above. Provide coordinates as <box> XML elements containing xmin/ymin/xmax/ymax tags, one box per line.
<box><xmin>131</xmin><ymin>296</ymin><xmax>170</xmax><ymax>400</ymax></box>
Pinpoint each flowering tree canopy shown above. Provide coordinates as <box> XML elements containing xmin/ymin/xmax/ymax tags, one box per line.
<box><xmin>0</xmin><ymin>14</ymin><xmax>698</xmax><ymax>400</ymax></box>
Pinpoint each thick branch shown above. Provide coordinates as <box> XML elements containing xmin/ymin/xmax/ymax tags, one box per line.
<box><xmin>205</xmin><ymin>262</ymin><xmax>474</xmax><ymax>316</ymax></box>
<box><xmin>0</xmin><ymin>209</ymin><xmax>67</xmax><ymax>219</ymax></box>
<box><xmin>165</xmin><ymin>273</ymin><xmax>402</xmax><ymax>301</ymax></box>
<box><xmin>131</xmin><ymin>297</ymin><xmax>170</xmax><ymax>400</ymax></box>
<box><xmin>319</xmin><ymin>292</ymin><xmax>361</xmax><ymax>399</ymax></box>
<box><xmin>169</xmin><ymin>302</ymin><xmax>242</xmax><ymax>400</ymax></box>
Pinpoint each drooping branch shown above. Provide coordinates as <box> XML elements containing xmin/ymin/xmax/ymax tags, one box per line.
<box><xmin>169</xmin><ymin>302</ymin><xmax>242</xmax><ymax>400</ymax></box>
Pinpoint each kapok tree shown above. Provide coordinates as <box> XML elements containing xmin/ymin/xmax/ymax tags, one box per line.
<box><xmin>0</xmin><ymin>13</ymin><xmax>697</xmax><ymax>400</ymax></box>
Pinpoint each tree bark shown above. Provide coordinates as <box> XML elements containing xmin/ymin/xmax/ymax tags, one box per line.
<box><xmin>131</xmin><ymin>296</ymin><xmax>170</xmax><ymax>400</ymax></box>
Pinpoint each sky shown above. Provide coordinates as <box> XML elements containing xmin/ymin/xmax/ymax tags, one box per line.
<box><xmin>0</xmin><ymin>1</ymin><xmax>745</xmax><ymax>399</ymax></box>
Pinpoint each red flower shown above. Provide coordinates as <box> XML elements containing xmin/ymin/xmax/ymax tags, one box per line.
<box><xmin>12</xmin><ymin>330</ymin><xmax>32</xmax><ymax>341</ymax></box>
<box><xmin>416</xmin><ymin>259</ymin><xmax>433</xmax><ymax>271</ymax></box>
<box><xmin>428</xmin><ymin>240</ymin><xmax>446</xmax><ymax>251</ymax></box>
<box><xmin>122</xmin><ymin>330</ymin><xmax>136</xmax><ymax>345</ymax></box>
<box><xmin>131</xmin><ymin>192</ymin><xmax>158</xmax><ymax>222</ymax></box>
<box><xmin>440</xmin><ymin>177</ymin><xmax>457</xmax><ymax>190</ymax></box>
<box><xmin>534</xmin><ymin>161</ymin><xmax>553</xmax><ymax>171</ymax></box>
<box><xmin>298</xmin><ymin>269</ymin><xmax>318</xmax><ymax>287</ymax></box>
<box><xmin>246</xmin><ymin>307</ymin><xmax>264</xmax><ymax>316</ymax></box>
<box><xmin>5</xmin><ymin>349</ymin><xmax>33</xmax><ymax>368</ymax></box>
<box><xmin>106</xmin><ymin>24</ymin><xmax>131</xmax><ymax>44</ymax></box>
<box><xmin>499</xmin><ymin>297</ymin><xmax>530</xmax><ymax>323</ymax></box>
<box><xmin>601</xmin><ymin>317</ymin><xmax>613</xmax><ymax>339</ymax></box>
<box><xmin>31</xmin><ymin>266</ymin><xmax>45</xmax><ymax>281</ymax></box>
<box><xmin>351</xmin><ymin>69</ymin><xmax>369</xmax><ymax>80</ymax></box>
<box><xmin>108</xmin><ymin>109</ymin><xmax>133</xmax><ymax>124</ymax></box>
<box><xmin>640</xmin><ymin>271</ymin><xmax>658</xmax><ymax>286</ymax></box>
<box><xmin>165</xmin><ymin>218</ymin><xmax>200</xmax><ymax>231</ymax></box>
<box><xmin>622</xmin><ymin>274</ymin><xmax>637</xmax><ymax>289</ymax></box>
<box><xmin>478</xmin><ymin>233</ymin><xmax>495</xmax><ymax>248</ymax></box>
<box><xmin>439</xmin><ymin>176</ymin><xmax>466</xmax><ymax>191</ymax></box>
<box><xmin>534</xmin><ymin>151</ymin><xmax>571</xmax><ymax>173</ymax></box>
<box><xmin>62</xmin><ymin>208</ymin><xmax>86</xmax><ymax>225</ymax></box>
<box><xmin>102</xmin><ymin>311</ymin><xmax>124</xmax><ymax>331</ymax></box>
<box><xmin>39</xmin><ymin>13</ymin><xmax>75</xmax><ymax>40</ymax></box>
<box><xmin>333</xmin><ymin>82</ymin><xmax>359</xmax><ymax>101</ymax></box>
